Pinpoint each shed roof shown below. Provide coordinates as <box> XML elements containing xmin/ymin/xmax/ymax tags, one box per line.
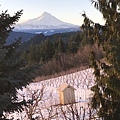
<box><xmin>58</xmin><ymin>83</ymin><xmax>75</xmax><ymax>92</ymax></box>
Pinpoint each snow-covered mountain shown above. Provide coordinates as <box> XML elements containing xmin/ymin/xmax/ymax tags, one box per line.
<box><xmin>15</xmin><ymin>12</ymin><xmax>79</xmax><ymax>30</ymax></box>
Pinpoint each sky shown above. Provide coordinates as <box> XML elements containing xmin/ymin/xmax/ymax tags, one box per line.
<box><xmin>0</xmin><ymin>0</ymin><xmax>105</xmax><ymax>26</ymax></box>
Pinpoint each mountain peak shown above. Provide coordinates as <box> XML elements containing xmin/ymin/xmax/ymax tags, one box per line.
<box><xmin>15</xmin><ymin>12</ymin><xmax>79</xmax><ymax>30</ymax></box>
<box><xmin>42</xmin><ymin>12</ymin><xmax>51</xmax><ymax>16</ymax></box>
<box><xmin>39</xmin><ymin>12</ymin><xmax>53</xmax><ymax>19</ymax></box>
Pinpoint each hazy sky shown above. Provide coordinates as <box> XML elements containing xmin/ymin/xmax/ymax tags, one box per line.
<box><xmin>0</xmin><ymin>0</ymin><xmax>105</xmax><ymax>25</ymax></box>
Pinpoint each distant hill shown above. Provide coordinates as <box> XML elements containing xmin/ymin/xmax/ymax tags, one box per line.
<box><xmin>14</xmin><ymin>28</ymin><xmax>79</xmax><ymax>36</ymax></box>
<box><xmin>6</xmin><ymin>31</ymin><xmax>35</xmax><ymax>44</ymax></box>
<box><xmin>18</xmin><ymin>31</ymin><xmax>79</xmax><ymax>51</ymax></box>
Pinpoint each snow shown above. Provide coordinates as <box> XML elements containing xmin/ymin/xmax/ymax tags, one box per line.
<box><xmin>14</xmin><ymin>12</ymin><xmax>79</xmax><ymax>30</ymax></box>
<box><xmin>6</xmin><ymin>68</ymin><xmax>95</xmax><ymax>120</ymax></box>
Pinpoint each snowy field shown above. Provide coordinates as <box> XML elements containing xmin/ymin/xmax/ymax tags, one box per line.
<box><xmin>6</xmin><ymin>68</ymin><xmax>95</xmax><ymax>120</ymax></box>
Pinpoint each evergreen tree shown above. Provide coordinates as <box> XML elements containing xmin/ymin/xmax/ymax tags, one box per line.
<box><xmin>54</xmin><ymin>37</ymin><xmax>66</xmax><ymax>53</ymax></box>
<box><xmin>67</xmin><ymin>35</ymin><xmax>78</xmax><ymax>54</ymax></box>
<box><xmin>0</xmin><ymin>10</ymin><xmax>32</xmax><ymax>118</ymax></box>
<box><xmin>40</xmin><ymin>38</ymin><xmax>54</xmax><ymax>62</ymax></box>
<box><xmin>27</xmin><ymin>45</ymin><xmax>37</xmax><ymax>64</ymax></box>
<box><xmin>82</xmin><ymin>0</ymin><xmax>120</xmax><ymax>119</ymax></box>
<box><xmin>74</xmin><ymin>32</ymin><xmax>81</xmax><ymax>47</ymax></box>
<box><xmin>45</xmin><ymin>38</ymin><xmax>55</xmax><ymax>61</ymax></box>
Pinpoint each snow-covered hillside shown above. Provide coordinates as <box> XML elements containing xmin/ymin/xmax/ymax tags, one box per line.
<box><xmin>15</xmin><ymin>12</ymin><xmax>79</xmax><ymax>30</ymax></box>
<box><xmin>7</xmin><ymin>68</ymin><xmax>95</xmax><ymax>120</ymax></box>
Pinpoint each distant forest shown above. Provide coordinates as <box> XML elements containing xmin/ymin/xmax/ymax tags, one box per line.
<box><xmin>14</xmin><ymin>31</ymin><xmax>103</xmax><ymax>80</ymax></box>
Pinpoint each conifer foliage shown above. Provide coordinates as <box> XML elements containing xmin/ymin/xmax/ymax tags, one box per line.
<box><xmin>82</xmin><ymin>0</ymin><xmax>120</xmax><ymax>119</ymax></box>
<box><xmin>0</xmin><ymin>10</ymin><xmax>31</xmax><ymax>118</ymax></box>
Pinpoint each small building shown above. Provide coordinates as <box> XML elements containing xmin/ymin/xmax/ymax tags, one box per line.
<box><xmin>58</xmin><ymin>83</ymin><xmax>76</xmax><ymax>105</ymax></box>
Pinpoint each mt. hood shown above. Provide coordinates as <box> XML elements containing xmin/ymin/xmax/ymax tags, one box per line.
<box><xmin>15</xmin><ymin>12</ymin><xmax>79</xmax><ymax>30</ymax></box>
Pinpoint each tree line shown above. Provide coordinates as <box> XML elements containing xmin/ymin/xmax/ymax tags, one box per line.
<box><xmin>20</xmin><ymin>32</ymin><xmax>82</xmax><ymax>65</ymax></box>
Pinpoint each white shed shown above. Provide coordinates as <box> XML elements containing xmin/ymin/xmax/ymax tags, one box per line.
<box><xmin>58</xmin><ymin>83</ymin><xmax>76</xmax><ymax>105</ymax></box>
